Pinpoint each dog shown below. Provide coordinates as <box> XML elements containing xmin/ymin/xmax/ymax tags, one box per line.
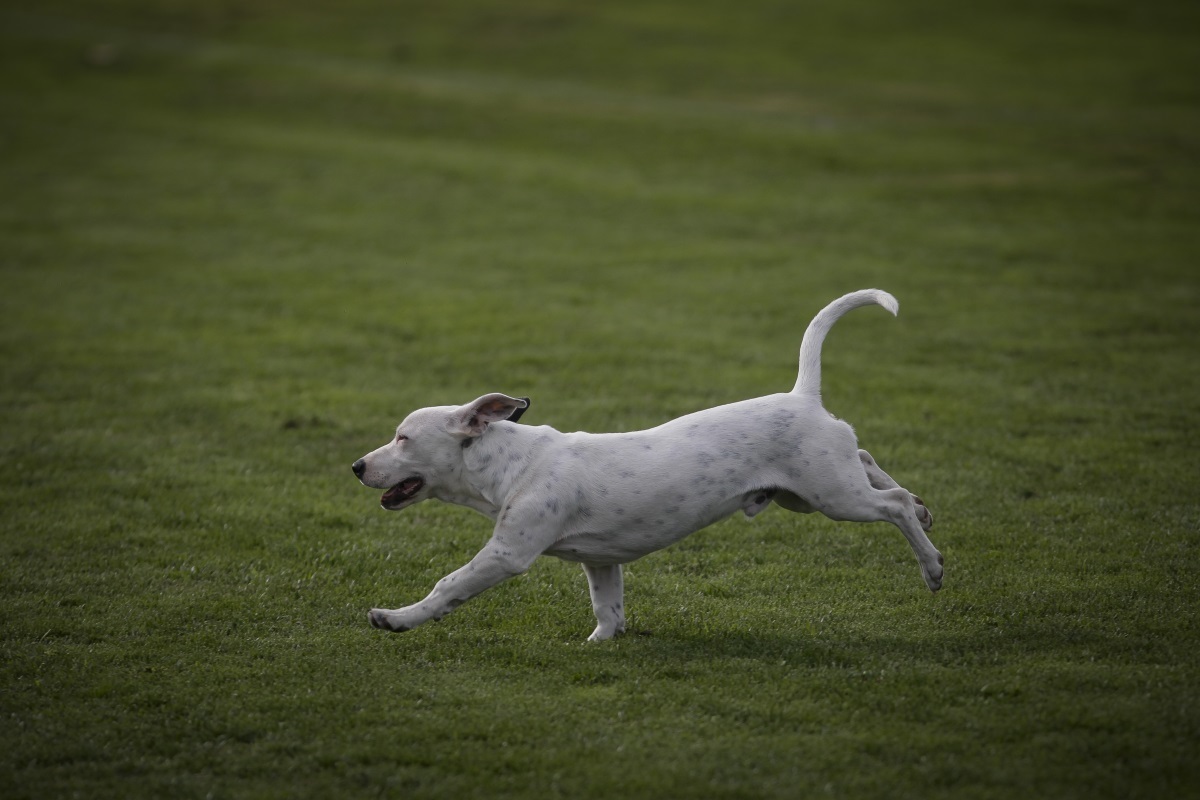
<box><xmin>352</xmin><ymin>289</ymin><xmax>942</xmax><ymax>641</ymax></box>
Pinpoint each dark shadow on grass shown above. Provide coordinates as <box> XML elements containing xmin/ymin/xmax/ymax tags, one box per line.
<box><xmin>625</xmin><ymin>610</ymin><xmax>1144</xmax><ymax>672</ymax></box>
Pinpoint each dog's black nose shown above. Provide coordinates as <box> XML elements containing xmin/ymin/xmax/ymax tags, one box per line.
<box><xmin>351</xmin><ymin>459</ymin><xmax>366</xmax><ymax>479</ymax></box>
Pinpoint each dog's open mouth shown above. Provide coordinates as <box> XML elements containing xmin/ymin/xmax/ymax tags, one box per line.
<box><xmin>381</xmin><ymin>476</ymin><xmax>424</xmax><ymax>510</ymax></box>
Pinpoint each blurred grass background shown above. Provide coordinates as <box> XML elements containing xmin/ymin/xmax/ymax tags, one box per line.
<box><xmin>1</xmin><ymin>1</ymin><xmax>1198</xmax><ymax>798</ymax></box>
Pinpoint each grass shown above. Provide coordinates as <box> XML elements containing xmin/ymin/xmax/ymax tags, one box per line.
<box><xmin>2</xmin><ymin>0</ymin><xmax>1199</xmax><ymax>797</ymax></box>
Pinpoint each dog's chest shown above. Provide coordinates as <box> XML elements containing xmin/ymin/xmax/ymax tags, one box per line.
<box><xmin>536</xmin><ymin>464</ymin><xmax>749</xmax><ymax>565</ymax></box>
<box><xmin>541</xmin><ymin>505</ymin><xmax>735</xmax><ymax>565</ymax></box>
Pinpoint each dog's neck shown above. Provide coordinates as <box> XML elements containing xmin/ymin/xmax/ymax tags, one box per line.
<box><xmin>451</xmin><ymin>421</ymin><xmax>559</xmax><ymax>516</ymax></box>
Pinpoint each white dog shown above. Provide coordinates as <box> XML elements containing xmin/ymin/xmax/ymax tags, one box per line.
<box><xmin>352</xmin><ymin>289</ymin><xmax>942</xmax><ymax>641</ymax></box>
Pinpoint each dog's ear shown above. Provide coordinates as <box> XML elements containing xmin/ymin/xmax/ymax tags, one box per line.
<box><xmin>451</xmin><ymin>394</ymin><xmax>529</xmax><ymax>437</ymax></box>
<box><xmin>507</xmin><ymin>397</ymin><xmax>532</xmax><ymax>424</ymax></box>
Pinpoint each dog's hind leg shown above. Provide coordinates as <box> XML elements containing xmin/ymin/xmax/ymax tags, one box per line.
<box><xmin>582</xmin><ymin>563</ymin><xmax>626</xmax><ymax>642</ymax></box>
<box><xmin>859</xmin><ymin>450</ymin><xmax>933</xmax><ymax>531</ymax></box>
<box><xmin>799</xmin><ymin>454</ymin><xmax>944</xmax><ymax>593</ymax></box>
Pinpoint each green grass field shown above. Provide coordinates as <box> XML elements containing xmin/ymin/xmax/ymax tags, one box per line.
<box><xmin>2</xmin><ymin>1</ymin><xmax>1198</xmax><ymax>797</ymax></box>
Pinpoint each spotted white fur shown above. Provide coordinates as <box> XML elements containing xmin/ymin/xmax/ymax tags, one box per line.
<box><xmin>352</xmin><ymin>289</ymin><xmax>941</xmax><ymax>641</ymax></box>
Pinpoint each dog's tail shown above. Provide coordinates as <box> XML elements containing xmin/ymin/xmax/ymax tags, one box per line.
<box><xmin>793</xmin><ymin>289</ymin><xmax>899</xmax><ymax>396</ymax></box>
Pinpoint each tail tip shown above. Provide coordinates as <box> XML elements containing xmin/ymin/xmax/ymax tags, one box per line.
<box><xmin>873</xmin><ymin>289</ymin><xmax>899</xmax><ymax>316</ymax></box>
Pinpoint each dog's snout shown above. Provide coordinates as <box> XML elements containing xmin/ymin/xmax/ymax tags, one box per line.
<box><xmin>352</xmin><ymin>459</ymin><xmax>366</xmax><ymax>479</ymax></box>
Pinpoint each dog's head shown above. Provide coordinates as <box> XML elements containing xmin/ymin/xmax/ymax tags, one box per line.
<box><xmin>351</xmin><ymin>393</ymin><xmax>529</xmax><ymax>511</ymax></box>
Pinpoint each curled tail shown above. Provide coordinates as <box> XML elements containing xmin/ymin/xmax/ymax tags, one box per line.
<box><xmin>792</xmin><ymin>289</ymin><xmax>899</xmax><ymax>396</ymax></box>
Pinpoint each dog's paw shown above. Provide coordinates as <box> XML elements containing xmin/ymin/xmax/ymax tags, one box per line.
<box><xmin>913</xmin><ymin>495</ymin><xmax>933</xmax><ymax>531</ymax></box>
<box><xmin>587</xmin><ymin>623</ymin><xmax>625</xmax><ymax>642</ymax></box>
<box><xmin>922</xmin><ymin>552</ymin><xmax>944</xmax><ymax>593</ymax></box>
<box><xmin>368</xmin><ymin>608</ymin><xmax>410</xmax><ymax>632</ymax></box>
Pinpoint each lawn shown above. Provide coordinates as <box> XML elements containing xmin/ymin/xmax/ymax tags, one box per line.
<box><xmin>1</xmin><ymin>1</ymin><xmax>1198</xmax><ymax>797</ymax></box>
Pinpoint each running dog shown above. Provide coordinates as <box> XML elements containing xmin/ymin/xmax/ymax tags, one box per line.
<box><xmin>352</xmin><ymin>289</ymin><xmax>941</xmax><ymax>640</ymax></box>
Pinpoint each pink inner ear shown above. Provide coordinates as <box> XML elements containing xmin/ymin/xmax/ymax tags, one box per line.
<box><xmin>459</xmin><ymin>394</ymin><xmax>525</xmax><ymax>435</ymax></box>
<box><xmin>478</xmin><ymin>400</ymin><xmax>511</xmax><ymax>419</ymax></box>
<box><xmin>462</xmin><ymin>405</ymin><xmax>500</xmax><ymax>435</ymax></box>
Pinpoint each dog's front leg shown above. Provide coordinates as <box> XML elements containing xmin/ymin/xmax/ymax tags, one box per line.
<box><xmin>369</xmin><ymin>538</ymin><xmax>535</xmax><ymax>633</ymax></box>
<box><xmin>582</xmin><ymin>563</ymin><xmax>625</xmax><ymax>642</ymax></box>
